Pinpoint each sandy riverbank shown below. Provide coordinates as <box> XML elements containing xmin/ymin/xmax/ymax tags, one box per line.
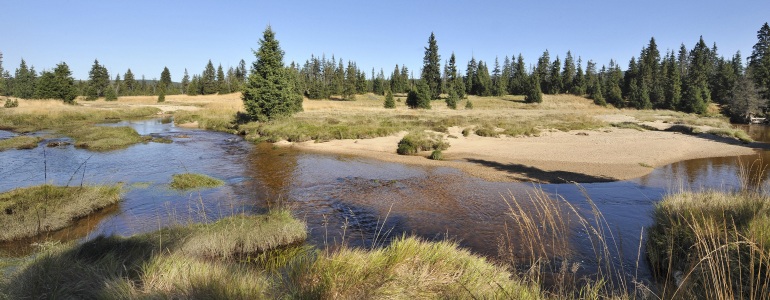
<box><xmin>285</xmin><ymin>126</ymin><xmax>759</xmax><ymax>183</ymax></box>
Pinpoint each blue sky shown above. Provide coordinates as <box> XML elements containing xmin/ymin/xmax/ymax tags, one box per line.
<box><xmin>2</xmin><ymin>0</ymin><xmax>768</xmax><ymax>80</ymax></box>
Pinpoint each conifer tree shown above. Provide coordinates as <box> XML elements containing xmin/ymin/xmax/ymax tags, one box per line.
<box><xmin>343</xmin><ymin>61</ymin><xmax>357</xmax><ymax>100</ymax></box>
<box><xmin>0</xmin><ymin>52</ymin><xmax>4</xmax><ymax>96</ymax></box>
<box><xmin>123</xmin><ymin>69</ymin><xmax>136</xmax><ymax>96</ymax></box>
<box><xmin>548</xmin><ymin>56</ymin><xmax>562</xmax><ymax>94</ymax></box>
<box><xmin>34</xmin><ymin>71</ymin><xmax>56</xmax><ymax>100</ymax></box>
<box><xmin>384</xmin><ymin>89</ymin><xmax>395</xmax><ymax>108</ymax></box>
<box><xmin>749</xmin><ymin>22</ymin><xmax>770</xmax><ymax>101</ymax></box>
<box><xmin>446</xmin><ymin>85</ymin><xmax>459</xmax><ymax>109</ymax></box>
<box><xmin>562</xmin><ymin>51</ymin><xmax>576</xmax><ymax>94</ymax></box>
<box><xmin>591</xmin><ymin>80</ymin><xmax>606</xmax><ymax>106</ymax></box>
<box><xmin>181</xmin><ymin>69</ymin><xmax>190</xmax><ymax>95</ymax></box>
<box><xmin>572</xmin><ymin>57</ymin><xmax>586</xmax><ymax>96</ymax></box>
<box><xmin>242</xmin><ymin>26</ymin><xmax>303</xmax><ymax>121</ymax></box>
<box><xmin>536</xmin><ymin>50</ymin><xmax>551</xmax><ymax>93</ymax></box>
<box><xmin>680</xmin><ymin>37</ymin><xmax>712</xmax><ymax>114</ymax></box>
<box><xmin>421</xmin><ymin>32</ymin><xmax>442</xmax><ymax>99</ymax></box>
<box><xmin>87</xmin><ymin>59</ymin><xmax>109</xmax><ymax>99</ymax></box>
<box><xmin>13</xmin><ymin>59</ymin><xmax>36</xmax><ymax>99</ymax></box>
<box><xmin>499</xmin><ymin>56</ymin><xmax>511</xmax><ymax>96</ymax></box>
<box><xmin>662</xmin><ymin>52</ymin><xmax>682</xmax><ymax>110</ymax></box>
<box><xmin>50</xmin><ymin>62</ymin><xmax>77</xmax><ymax>103</ymax></box>
<box><xmin>474</xmin><ymin>61</ymin><xmax>492</xmax><ymax>96</ymax></box>
<box><xmin>217</xmin><ymin>64</ymin><xmax>228</xmax><ymax>94</ymax></box>
<box><xmin>447</xmin><ymin>53</ymin><xmax>465</xmax><ymax>98</ymax></box>
<box><xmin>187</xmin><ymin>75</ymin><xmax>200</xmax><ymax>96</ymax></box>
<box><xmin>466</xmin><ymin>57</ymin><xmax>477</xmax><ymax>95</ymax></box>
<box><xmin>491</xmin><ymin>57</ymin><xmax>505</xmax><ymax>96</ymax></box>
<box><xmin>525</xmin><ymin>73</ymin><xmax>543</xmax><ymax>103</ymax></box>
<box><xmin>510</xmin><ymin>54</ymin><xmax>527</xmax><ymax>95</ymax></box>
<box><xmin>201</xmin><ymin>60</ymin><xmax>217</xmax><ymax>94</ymax></box>
<box><xmin>160</xmin><ymin>66</ymin><xmax>172</xmax><ymax>92</ymax></box>
<box><xmin>406</xmin><ymin>79</ymin><xmax>431</xmax><ymax>109</ymax></box>
<box><xmin>157</xmin><ymin>89</ymin><xmax>165</xmax><ymax>103</ymax></box>
<box><xmin>105</xmin><ymin>84</ymin><xmax>118</xmax><ymax>101</ymax></box>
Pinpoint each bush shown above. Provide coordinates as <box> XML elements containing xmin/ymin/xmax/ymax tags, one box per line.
<box><xmin>429</xmin><ymin>150</ymin><xmax>443</xmax><ymax>160</ymax></box>
<box><xmin>464</xmin><ymin>100</ymin><xmax>473</xmax><ymax>109</ymax></box>
<box><xmin>4</xmin><ymin>98</ymin><xmax>19</xmax><ymax>108</ymax></box>
<box><xmin>474</xmin><ymin>126</ymin><xmax>498</xmax><ymax>137</ymax></box>
<box><xmin>396</xmin><ymin>131</ymin><xmax>449</xmax><ymax>155</ymax></box>
<box><xmin>383</xmin><ymin>90</ymin><xmax>395</xmax><ymax>109</ymax></box>
<box><xmin>461</xmin><ymin>127</ymin><xmax>471</xmax><ymax>137</ymax></box>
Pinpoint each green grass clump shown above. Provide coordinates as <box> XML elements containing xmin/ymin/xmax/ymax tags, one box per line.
<box><xmin>170</xmin><ymin>173</ymin><xmax>224</xmax><ymax>190</ymax></box>
<box><xmin>396</xmin><ymin>131</ymin><xmax>449</xmax><ymax>155</ymax></box>
<box><xmin>64</xmin><ymin>126</ymin><xmax>144</xmax><ymax>151</ymax></box>
<box><xmin>0</xmin><ymin>136</ymin><xmax>41</xmax><ymax>151</ymax></box>
<box><xmin>665</xmin><ymin>124</ymin><xmax>702</xmax><ymax>135</ymax></box>
<box><xmin>611</xmin><ymin>121</ymin><xmax>657</xmax><ymax>131</ymax></box>
<box><xmin>646</xmin><ymin>191</ymin><xmax>770</xmax><ymax>299</ymax></box>
<box><xmin>180</xmin><ymin>210</ymin><xmax>307</xmax><ymax>260</ymax></box>
<box><xmin>474</xmin><ymin>125</ymin><xmax>499</xmax><ymax>137</ymax></box>
<box><xmin>0</xmin><ymin>210</ymin><xmax>300</xmax><ymax>299</ymax></box>
<box><xmin>288</xmin><ymin>236</ymin><xmax>539</xmax><ymax>299</ymax></box>
<box><xmin>706</xmin><ymin>128</ymin><xmax>754</xmax><ymax>143</ymax></box>
<box><xmin>0</xmin><ymin>184</ymin><xmax>122</xmax><ymax>242</ymax></box>
<box><xmin>429</xmin><ymin>150</ymin><xmax>443</xmax><ymax>160</ymax></box>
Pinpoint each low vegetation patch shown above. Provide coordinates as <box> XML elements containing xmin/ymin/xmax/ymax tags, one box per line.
<box><xmin>0</xmin><ymin>136</ymin><xmax>41</xmax><ymax>151</ymax></box>
<box><xmin>429</xmin><ymin>150</ymin><xmax>443</xmax><ymax>160</ymax></box>
<box><xmin>665</xmin><ymin>124</ymin><xmax>702</xmax><ymax>135</ymax></box>
<box><xmin>706</xmin><ymin>128</ymin><xmax>754</xmax><ymax>143</ymax></box>
<box><xmin>611</xmin><ymin>121</ymin><xmax>657</xmax><ymax>131</ymax></box>
<box><xmin>0</xmin><ymin>210</ymin><xmax>540</xmax><ymax>299</ymax></box>
<box><xmin>170</xmin><ymin>173</ymin><xmax>224</xmax><ymax>190</ymax></box>
<box><xmin>290</xmin><ymin>236</ymin><xmax>539</xmax><ymax>299</ymax></box>
<box><xmin>0</xmin><ymin>184</ymin><xmax>122</xmax><ymax>242</ymax></box>
<box><xmin>396</xmin><ymin>131</ymin><xmax>449</xmax><ymax>155</ymax></box>
<box><xmin>64</xmin><ymin>126</ymin><xmax>145</xmax><ymax>151</ymax></box>
<box><xmin>647</xmin><ymin>191</ymin><xmax>770</xmax><ymax>299</ymax></box>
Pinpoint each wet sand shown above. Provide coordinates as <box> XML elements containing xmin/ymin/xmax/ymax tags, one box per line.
<box><xmin>286</xmin><ymin>126</ymin><xmax>759</xmax><ymax>183</ymax></box>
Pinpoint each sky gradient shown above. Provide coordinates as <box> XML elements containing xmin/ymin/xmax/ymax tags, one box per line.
<box><xmin>2</xmin><ymin>1</ymin><xmax>768</xmax><ymax>81</ymax></box>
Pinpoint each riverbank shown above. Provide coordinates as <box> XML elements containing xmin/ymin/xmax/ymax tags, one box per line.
<box><xmin>287</xmin><ymin>124</ymin><xmax>759</xmax><ymax>183</ymax></box>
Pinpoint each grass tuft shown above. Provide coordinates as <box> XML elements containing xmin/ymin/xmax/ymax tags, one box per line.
<box><xmin>396</xmin><ymin>131</ymin><xmax>449</xmax><ymax>155</ymax></box>
<box><xmin>706</xmin><ymin>128</ymin><xmax>754</xmax><ymax>143</ymax></box>
<box><xmin>64</xmin><ymin>126</ymin><xmax>144</xmax><ymax>151</ymax></box>
<box><xmin>170</xmin><ymin>173</ymin><xmax>224</xmax><ymax>190</ymax></box>
<box><xmin>0</xmin><ymin>136</ymin><xmax>41</xmax><ymax>151</ymax></box>
<box><xmin>0</xmin><ymin>184</ymin><xmax>122</xmax><ymax>242</ymax></box>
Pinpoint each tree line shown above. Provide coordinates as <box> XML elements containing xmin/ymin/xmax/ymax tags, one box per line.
<box><xmin>2</xmin><ymin>22</ymin><xmax>769</xmax><ymax>122</ymax></box>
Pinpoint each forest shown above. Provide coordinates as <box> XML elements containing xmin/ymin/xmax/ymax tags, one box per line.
<box><xmin>1</xmin><ymin>23</ymin><xmax>769</xmax><ymax>122</ymax></box>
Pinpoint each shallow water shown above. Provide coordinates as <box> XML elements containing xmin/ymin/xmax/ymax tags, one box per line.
<box><xmin>1</xmin><ymin>120</ymin><xmax>769</xmax><ymax>286</ymax></box>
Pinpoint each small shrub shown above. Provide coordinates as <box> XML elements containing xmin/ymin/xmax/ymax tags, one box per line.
<box><xmin>461</xmin><ymin>127</ymin><xmax>471</xmax><ymax>137</ymax></box>
<box><xmin>465</xmin><ymin>100</ymin><xmax>473</xmax><ymax>109</ymax></box>
<box><xmin>383</xmin><ymin>90</ymin><xmax>395</xmax><ymax>109</ymax></box>
<box><xmin>4</xmin><ymin>98</ymin><xmax>19</xmax><ymax>108</ymax></box>
<box><xmin>157</xmin><ymin>92</ymin><xmax>165</xmax><ymax>103</ymax></box>
<box><xmin>429</xmin><ymin>150</ymin><xmax>443</xmax><ymax>160</ymax></box>
<box><xmin>474</xmin><ymin>126</ymin><xmax>498</xmax><ymax>137</ymax></box>
<box><xmin>396</xmin><ymin>131</ymin><xmax>449</xmax><ymax>155</ymax></box>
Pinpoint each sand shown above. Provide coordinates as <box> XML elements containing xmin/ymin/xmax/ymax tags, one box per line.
<box><xmin>286</xmin><ymin>126</ymin><xmax>759</xmax><ymax>183</ymax></box>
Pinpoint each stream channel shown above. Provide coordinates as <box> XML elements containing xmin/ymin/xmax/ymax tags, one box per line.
<box><xmin>1</xmin><ymin>119</ymin><xmax>769</xmax><ymax>286</ymax></box>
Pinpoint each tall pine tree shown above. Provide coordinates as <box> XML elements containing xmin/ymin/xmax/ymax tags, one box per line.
<box><xmin>242</xmin><ymin>26</ymin><xmax>303</xmax><ymax>121</ymax></box>
<box><xmin>421</xmin><ymin>32</ymin><xmax>442</xmax><ymax>99</ymax></box>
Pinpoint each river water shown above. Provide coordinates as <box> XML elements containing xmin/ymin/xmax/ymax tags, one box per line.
<box><xmin>1</xmin><ymin>119</ymin><xmax>768</xmax><ymax>286</ymax></box>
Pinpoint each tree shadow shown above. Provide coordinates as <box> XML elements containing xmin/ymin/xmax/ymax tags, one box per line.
<box><xmin>464</xmin><ymin>158</ymin><xmax>616</xmax><ymax>183</ymax></box>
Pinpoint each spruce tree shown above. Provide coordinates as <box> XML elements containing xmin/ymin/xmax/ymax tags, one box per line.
<box><xmin>562</xmin><ymin>51</ymin><xmax>576</xmax><ymax>94</ymax></box>
<box><xmin>157</xmin><ymin>89</ymin><xmax>165</xmax><ymax>103</ymax></box>
<box><xmin>87</xmin><ymin>59</ymin><xmax>109</xmax><ymax>99</ymax></box>
<box><xmin>446</xmin><ymin>84</ymin><xmax>459</xmax><ymax>109</ymax></box>
<box><xmin>466</xmin><ymin>57</ymin><xmax>477</xmax><ymax>95</ymax></box>
<box><xmin>421</xmin><ymin>32</ymin><xmax>441</xmax><ymax>99</ymax></box>
<box><xmin>201</xmin><ymin>60</ymin><xmax>217</xmax><ymax>94</ymax></box>
<box><xmin>160</xmin><ymin>66</ymin><xmax>172</xmax><ymax>92</ymax></box>
<box><xmin>34</xmin><ymin>71</ymin><xmax>56</xmax><ymax>100</ymax></box>
<box><xmin>242</xmin><ymin>26</ymin><xmax>303</xmax><ymax>121</ymax></box>
<box><xmin>447</xmin><ymin>53</ymin><xmax>465</xmax><ymax>98</ymax></box>
<box><xmin>591</xmin><ymin>80</ymin><xmax>606</xmax><ymax>106</ymax></box>
<box><xmin>525</xmin><ymin>73</ymin><xmax>543</xmax><ymax>103</ymax></box>
<box><xmin>728</xmin><ymin>71</ymin><xmax>762</xmax><ymax>122</ymax></box>
<box><xmin>474</xmin><ymin>61</ymin><xmax>492</xmax><ymax>96</ymax></box>
<box><xmin>13</xmin><ymin>59</ymin><xmax>36</xmax><ymax>99</ymax></box>
<box><xmin>510</xmin><ymin>54</ymin><xmax>527</xmax><ymax>95</ymax></box>
<box><xmin>406</xmin><ymin>79</ymin><xmax>431</xmax><ymax>109</ymax></box>
<box><xmin>749</xmin><ymin>22</ymin><xmax>770</xmax><ymax>101</ymax></box>
<box><xmin>123</xmin><ymin>69</ymin><xmax>136</xmax><ymax>96</ymax></box>
<box><xmin>105</xmin><ymin>84</ymin><xmax>118</xmax><ymax>101</ymax></box>
<box><xmin>52</xmin><ymin>62</ymin><xmax>77</xmax><ymax>103</ymax></box>
<box><xmin>217</xmin><ymin>64</ymin><xmax>228</xmax><ymax>94</ymax></box>
<box><xmin>572</xmin><ymin>57</ymin><xmax>586</xmax><ymax>96</ymax></box>
<box><xmin>0</xmin><ymin>52</ymin><xmax>4</xmax><ymax>96</ymax></box>
<box><xmin>181</xmin><ymin>69</ymin><xmax>190</xmax><ymax>95</ymax></box>
<box><xmin>343</xmin><ymin>61</ymin><xmax>357</xmax><ymax>100</ymax></box>
<box><xmin>384</xmin><ymin>90</ymin><xmax>395</xmax><ymax>108</ymax></box>
<box><xmin>536</xmin><ymin>50</ymin><xmax>551</xmax><ymax>94</ymax></box>
<box><xmin>548</xmin><ymin>56</ymin><xmax>562</xmax><ymax>94</ymax></box>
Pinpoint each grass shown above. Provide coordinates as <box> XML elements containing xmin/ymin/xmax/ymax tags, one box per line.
<box><xmin>170</xmin><ymin>173</ymin><xmax>225</xmax><ymax>190</ymax></box>
<box><xmin>0</xmin><ymin>184</ymin><xmax>122</xmax><ymax>242</ymax></box>
<box><xmin>63</xmin><ymin>126</ymin><xmax>144</xmax><ymax>151</ymax></box>
<box><xmin>0</xmin><ymin>209</ymin><xmax>543</xmax><ymax>299</ymax></box>
<box><xmin>646</xmin><ymin>190</ymin><xmax>770</xmax><ymax>299</ymax></box>
<box><xmin>0</xmin><ymin>99</ymin><xmax>160</xmax><ymax>133</ymax></box>
<box><xmin>706</xmin><ymin>128</ymin><xmax>754</xmax><ymax>143</ymax></box>
<box><xmin>396</xmin><ymin>131</ymin><xmax>450</xmax><ymax>155</ymax></box>
<box><xmin>290</xmin><ymin>236</ymin><xmax>540</xmax><ymax>299</ymax></box>
<box><xmin>0</xmin><ymin>136</ymin><xmax>41</xmax><ymax>151</ymax></box>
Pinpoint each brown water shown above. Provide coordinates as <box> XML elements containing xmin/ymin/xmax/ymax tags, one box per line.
<box><xmin>1</xmin><ymin>119</ymin><xmax>769</xmax><ymax>286</ymax></box>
